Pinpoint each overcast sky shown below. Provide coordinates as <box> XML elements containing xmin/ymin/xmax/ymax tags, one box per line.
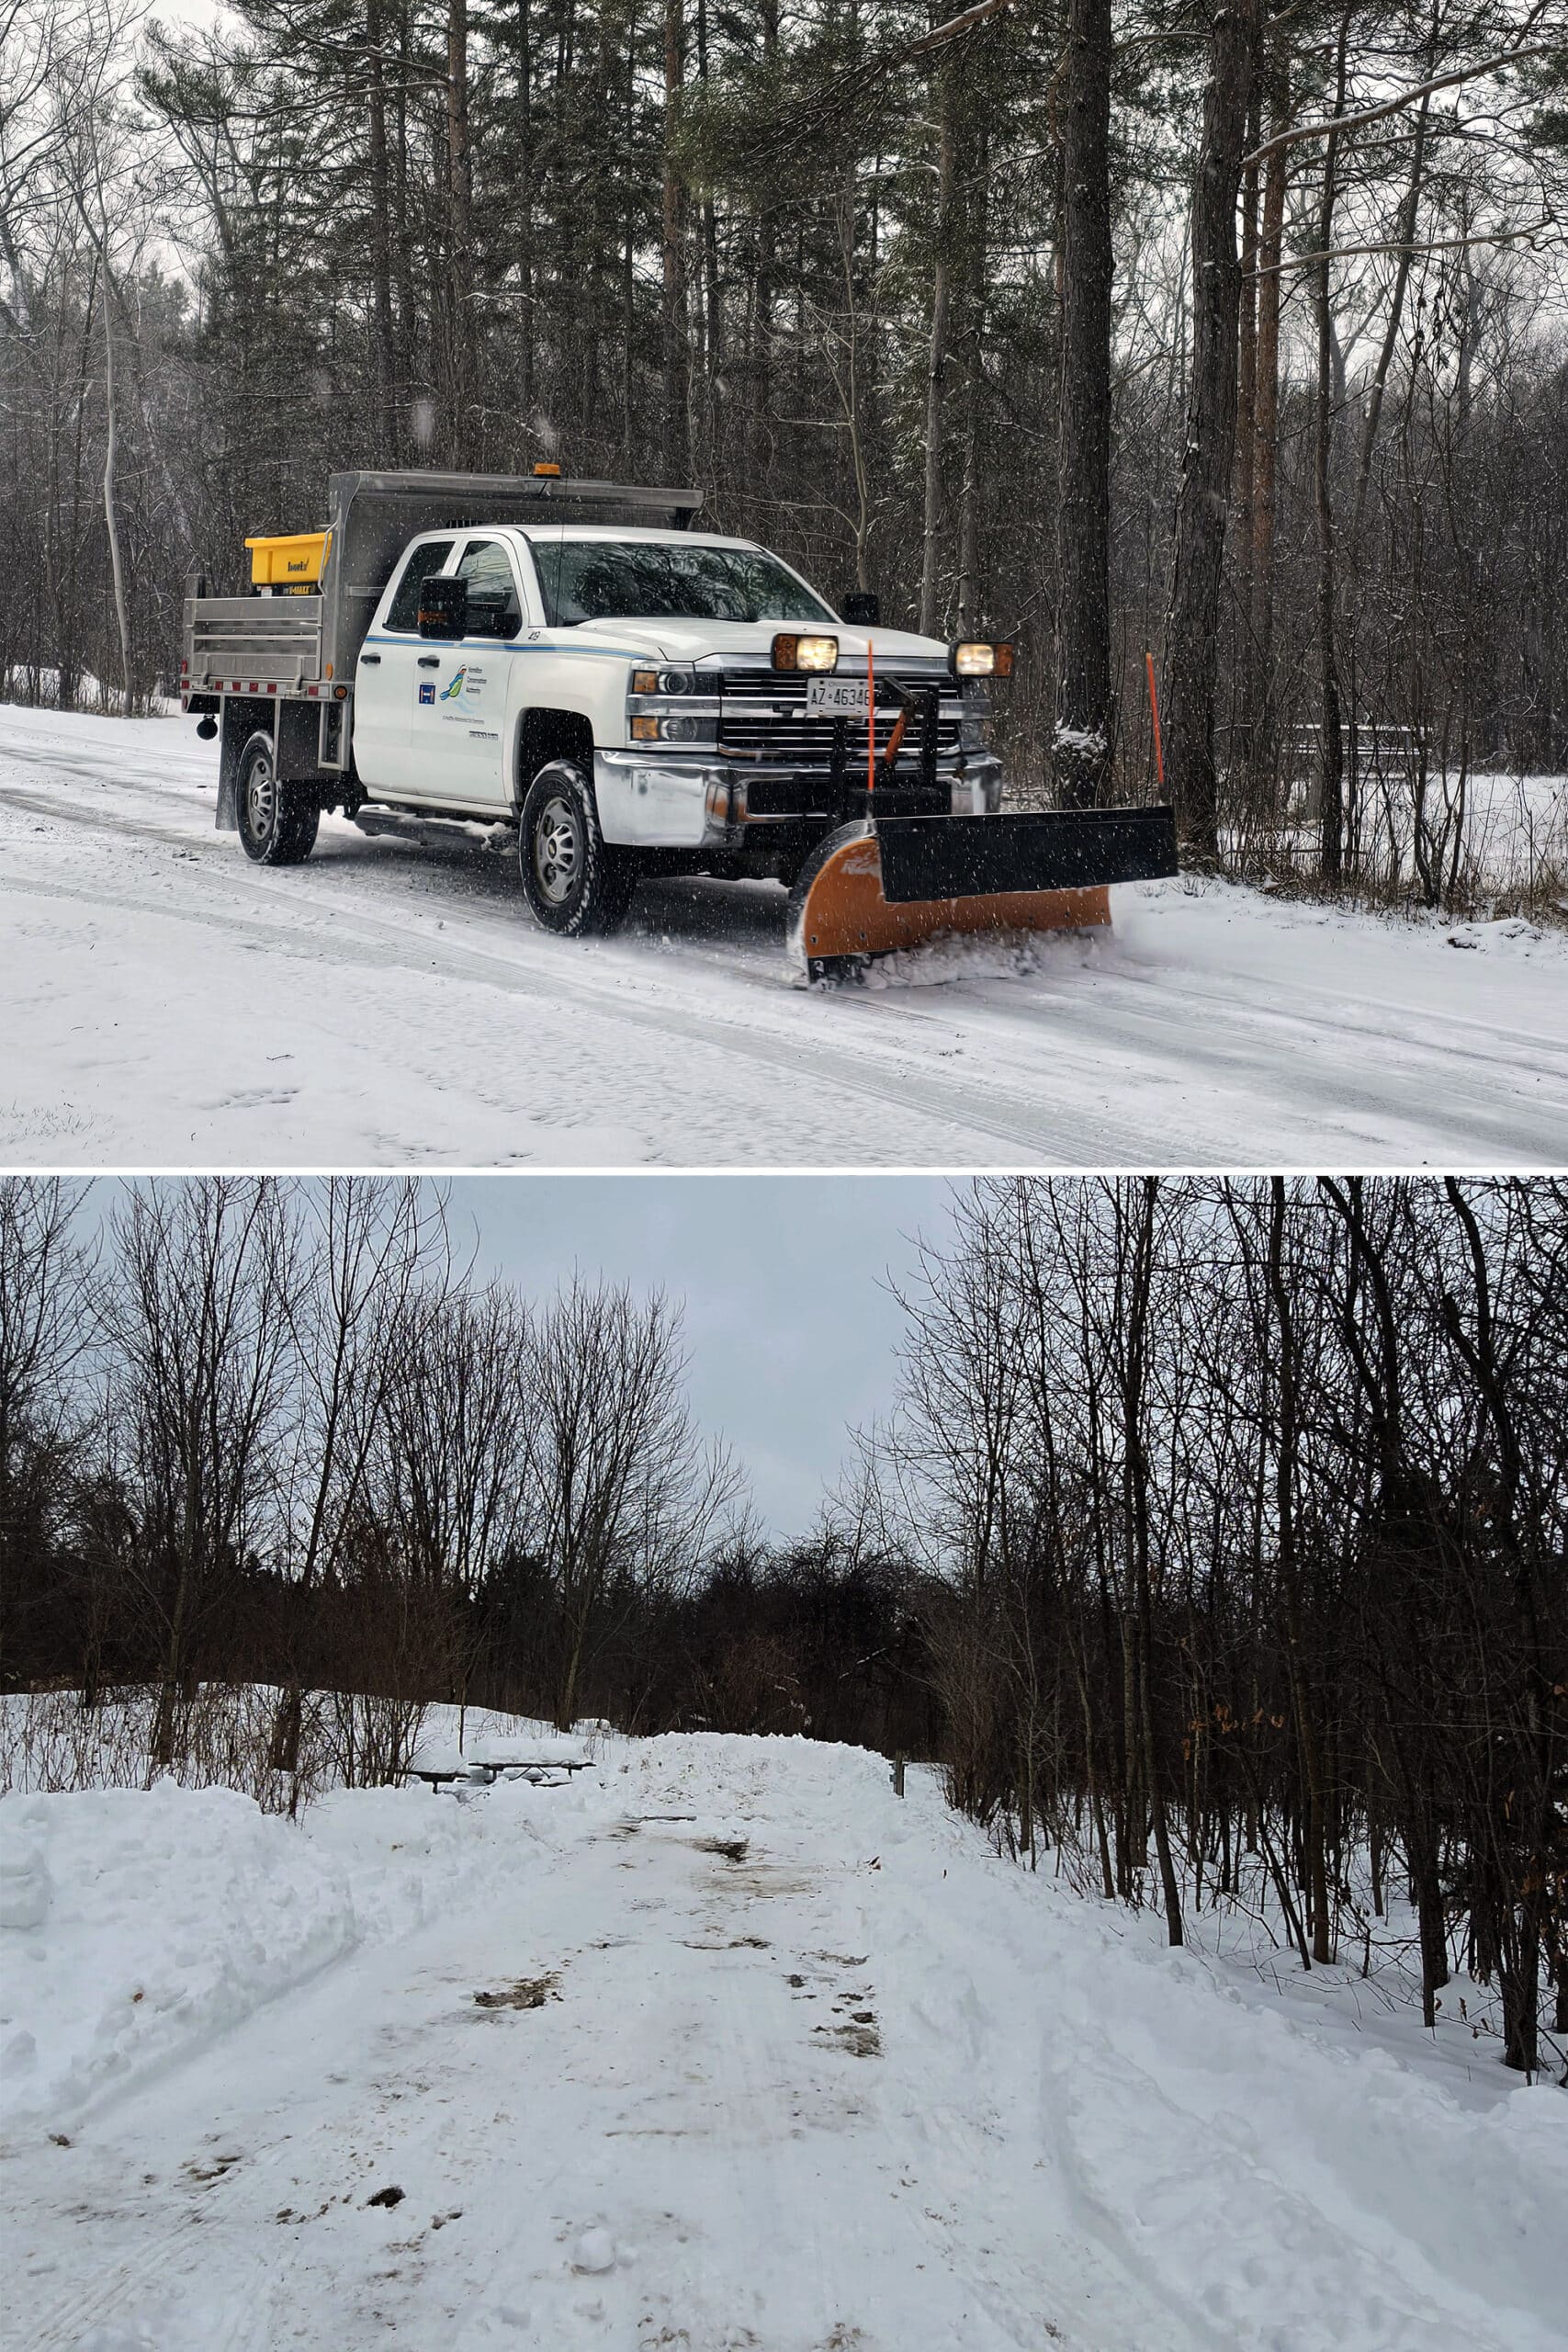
<box><xmin>446</xmin><ymin>1175</ymin><xmax>955</xmax><ymax>1539</ymax></box>
<box><xmin>83</xmin><ymin>1176</ymin><xmax>954</xmax><ymax>1535</ymax></box>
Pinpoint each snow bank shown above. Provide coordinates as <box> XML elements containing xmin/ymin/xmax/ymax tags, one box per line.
<box><xmin>2</xmin><ymin>1729</ymin><xmax>1562</xmax><ymax>2352</ymax></box>
<box><xmin>872</xmin><ymin>1767</ymin><xmax>1568</xmax><ymax>2352</ymax></box>
<box><xmin>0</xmin><ymin>1774</ymin><xmax>552</xmax><ymax>2129</ymax></box>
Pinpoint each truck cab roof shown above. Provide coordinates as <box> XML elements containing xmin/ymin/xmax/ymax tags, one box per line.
<box><xmin>513</xmin><ymin>524</ymin><xmax>763</xmax><ymax>551</ymax></box>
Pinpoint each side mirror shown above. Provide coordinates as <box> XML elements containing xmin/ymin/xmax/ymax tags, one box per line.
<box><xmin>841</xmin><ymin>591</ymin><xmax>881</xmax><ymax>627</ymax></box>
<box><xmin>418</xmin><ymin>575</ymin><xmax>468</xmax><ymax>639</ymax></box>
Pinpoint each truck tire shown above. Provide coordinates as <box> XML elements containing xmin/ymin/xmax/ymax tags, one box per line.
<box><xmin>519</xmin><ymin>759</ymin><xmax>638</xmax><ymax>937</ymax></box>
<box><xmin>236</xmin><ymin>732</ymin><xmax>320</xmax><ymax>865</ymax></box>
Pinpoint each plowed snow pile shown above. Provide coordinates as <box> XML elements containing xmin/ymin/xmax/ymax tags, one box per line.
<box><xmin>1</xmin><ymin>1735</ymin><xmax>1562</xmax><ymax>2352</ymax></box>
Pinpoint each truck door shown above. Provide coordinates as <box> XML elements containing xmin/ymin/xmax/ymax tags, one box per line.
<box><xmin>406</xmin><ymin>537</ymin><xmax>525</xmax><ymax>808</ymax></box>
<box><xmin>353</xmin><ymin>537</ymin><xmax>457</xmax><ymax>796</ymax></box>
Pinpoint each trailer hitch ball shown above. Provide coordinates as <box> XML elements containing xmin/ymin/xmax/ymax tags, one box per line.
<box><xmin>196</xmin><ymin>715</ymin><xmax>218</xmax><ymax>741</ymax></box>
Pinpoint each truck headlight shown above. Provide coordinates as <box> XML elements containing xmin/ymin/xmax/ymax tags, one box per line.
<box><xmin>773</xmin><ymin>633</ymin><xmax>839</xmax><ymax>673</ymax></box>
<box><xmin>951</xmin><ymin>641</ymin><xmax>1015</xmax><ymax>679</ymax></box>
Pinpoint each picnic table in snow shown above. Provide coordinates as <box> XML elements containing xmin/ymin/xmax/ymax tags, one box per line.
<box><xmin>404</xmin><ymin>1739</ymin><xmax>594</xmax><ymax>1793</ymax></box>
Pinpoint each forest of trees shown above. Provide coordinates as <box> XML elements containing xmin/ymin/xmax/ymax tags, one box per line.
<box><xmin>3</xmin><ymin>0</ymin><xmax>1563</xmax><ymax>899</ymax></box>
<box><xmin>3</xmin><ymin>1172</ymin><xmax>1564</xmax><ymax>2074</ymax></box>
<box><xmin>869</xmin><ymin>1173</ymin><xmax>1567</xmax><ymax>2079</ymax></box>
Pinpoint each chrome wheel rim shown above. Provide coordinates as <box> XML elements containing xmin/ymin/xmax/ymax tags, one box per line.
<box><xmin>245</xmin><ymin>751</ymin><xmax>276</xmax><ymax>841</ymax></box>
<box><xmin>534</xmin><ymin>794</ymin><xmax>580</xmax><ymax>904</ymax></box>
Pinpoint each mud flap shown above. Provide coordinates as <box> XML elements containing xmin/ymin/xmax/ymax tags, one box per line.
<box><xmin>788</xmin><ymin>807</ymin><xmax>1177</xmax><ymax>979</ymax></box>
<box><xmin>216</xmin><ymin>696</ymin><xmax>267</xmax><ymax>833</ymax></box>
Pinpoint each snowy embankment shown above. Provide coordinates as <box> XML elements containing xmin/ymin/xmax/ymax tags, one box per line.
<box><xmin>2</xmin><ymin>1733</ymin><xmax>1562</xmax><ymax>2352</ymax></box>
<box><xmin>4</xmin><ymin>705</ymin><xmax>1566</xmax><ymax>1168</ymax></box>
<box><xmin>0</xmin><ymin>1691</ymin><xmax>585</xmax><ymax>2124</ymax></box>
<box><xmin>0</xmin><ymin>1781</ymin><xmax>511</xmax><ymax>2128</ymax></box>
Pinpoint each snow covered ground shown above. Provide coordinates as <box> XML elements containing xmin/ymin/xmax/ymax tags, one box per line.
<box><xmin>3</xmin><ymin>706</ymin><xmax>1565</xmax><ymax>1169</ymax></box>
<box><xmin>3</xmin><ymin>1735</ymin><xmax>1562</xmax><ymax>2352</ymax></box>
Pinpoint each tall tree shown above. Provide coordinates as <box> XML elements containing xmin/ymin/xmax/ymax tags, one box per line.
<box><xmin>1162</xmin><ymin>0</ymin><xmax>1262</xmax><ymax>858</ymax></box>
<box><xmin>1053</xmin><ymin>0</ymin><xmax>1113</xmax><ymax>808</ymax></box>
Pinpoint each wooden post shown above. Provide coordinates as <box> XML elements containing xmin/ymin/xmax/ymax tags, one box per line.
<box><xmin>1145</xmin><ymin>651</ymin><xmax>1165</xmax><ymax>790</ymax></box>
<box><xmin>893</xmin><ymin>1754</ymin><xmax>906</xmax><ymax>1798</ymax></box>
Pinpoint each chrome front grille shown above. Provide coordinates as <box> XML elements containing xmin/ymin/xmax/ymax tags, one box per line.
<box><xmin>716</xmin><ymin>668</ymin><xmax>961</xmax><ymax>765</ymax></box>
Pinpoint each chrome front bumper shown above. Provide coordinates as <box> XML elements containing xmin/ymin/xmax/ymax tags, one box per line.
<box><xmin>594</xmin><ymin>746</ymin><xmax>1003</xmax><ymax>845</ymax></box>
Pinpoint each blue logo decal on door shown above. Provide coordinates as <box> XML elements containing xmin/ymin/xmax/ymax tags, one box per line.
<box><xmin>418</xmin><ymin>681</ymin><xmax>436</xmax><ymax>705</ymax></box>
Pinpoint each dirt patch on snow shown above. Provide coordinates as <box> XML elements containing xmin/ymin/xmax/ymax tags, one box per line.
<box><xmin>694</xmin><ymin>1835</ymin><xmax>750</xmax><ymax>1863</ymax></box>
<box><xmin>815</xmin><ymin>2018</ymin><xmax>881</xmax><ymax>2057</ymax></box>
<box><xmin>473</xmin><ymin>1973</ymin><xmax>560</xmax><ymax>2011</ymax></box>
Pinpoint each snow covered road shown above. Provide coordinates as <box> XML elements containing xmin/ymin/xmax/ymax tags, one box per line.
<box><xmin>3</xmin><ymin>1738</ymin><xmax>1563</xmax><ymax>2352</ymax></box>
<box><xmin>3</xmin><ymin>707</ymin><xmax>1565</xmax><ymax>1168</ymax></box>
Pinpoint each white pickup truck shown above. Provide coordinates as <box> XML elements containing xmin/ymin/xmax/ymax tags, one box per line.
<box><xmin>180</xmin><ymin>468</ymin><xmax>1012</xmax><ymax>939</ymax></box>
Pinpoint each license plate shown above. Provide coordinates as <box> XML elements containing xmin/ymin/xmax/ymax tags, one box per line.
<box><xmin>806</xmin><ymin>675</ymin><xmax>870</xmax><ymax>719</ymax></box>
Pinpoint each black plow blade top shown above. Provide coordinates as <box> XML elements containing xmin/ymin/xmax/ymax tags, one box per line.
<box><xmin>873</xmin><ymin>805</ymin><xmax>1179</xmax><ymax>907</ymax></box>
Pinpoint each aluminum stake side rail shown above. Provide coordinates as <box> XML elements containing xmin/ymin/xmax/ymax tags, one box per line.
<box><xmin>180</xmin><ymin>466</ymin><xmax>1179</xmax><ymax>972</ymax></box>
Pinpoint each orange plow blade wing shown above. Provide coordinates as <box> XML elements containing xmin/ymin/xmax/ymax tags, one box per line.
<box><xmin>788</xmin><ymin>823</ymin><xmax>1111</xmax><ymax>978</ymax></box>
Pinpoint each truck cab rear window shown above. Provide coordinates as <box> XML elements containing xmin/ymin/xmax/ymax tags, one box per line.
<box><xmin>385</xmin><ymin>540</ymin><xmax>456</xmax><ymax>632</ymax></box>
<box><xmin>457</xmin><ymin>539</ymin><xmax>523</xmax><ymax>639</ymax></box>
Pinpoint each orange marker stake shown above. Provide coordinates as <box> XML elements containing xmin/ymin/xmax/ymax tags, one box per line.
<box><xmin>867</xmin><ymin>638</ymin><xmax>876</xmax><ymax>797</ymax></box>
<box><xmin>1145</xmin><ymin>651</ymin><xmax>1165</xmax><ymax>790</ymax></box>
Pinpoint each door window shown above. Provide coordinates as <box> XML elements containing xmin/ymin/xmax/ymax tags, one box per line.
<box><xmin>457</xmin><ymin>539</ymin><xmax>523</xmax><ymax>639</ymax></box>
<box><xmin>385</xmin><ymin>540</ymin><xmax>456</xmax><ymax>633</ymax></box>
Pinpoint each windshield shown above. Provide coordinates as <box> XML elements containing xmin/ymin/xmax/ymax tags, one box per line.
<box><xmin>534</xmin><ymin>539</ymin><xmax>836</xmax><ymax>628</ymax></box>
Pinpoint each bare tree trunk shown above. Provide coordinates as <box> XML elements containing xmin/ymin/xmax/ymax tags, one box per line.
<box><xmin>1053</xmin><ymin>0</ymin><xmax>1113</xmax><ymax>808</ymax></box>
<box><xmin>1162</xmin><ymin>0</ymin><xmax>1261</xmax><ymax>859</ymax></box>
<box><xmin>1314</xmin><ymin>15</ymin><xmax>1350</xmax><ymax>884</ymax></box>
<box><xmin>99</xmin><ymin>274</ymin><xmax>132</xmax><ymax>714</ymax></box>
<box><xmin>446</xmin><ymin>0</ymin><xmax>476</xmax><ymax>465</ymax></box>
<box><xmin>918</xmin><ymin>51</ymin><xmax>955</xmax><ymax>638</ymax></box>
<box><xmin>662</xmin><ymin>0</ymin><xmax>691</xmax><ymax>480</ymax></box>
<box><xmin>1249</xmin><ymin>43</ymin><xmax>1289</xmax><ymax>805</ymax></box>
<box><xmin>1232</xmin><ymin>74</ymin><xmax>1260</xmax><ymax>792</ymax></box>
<box><xmin>953</xmin><ymin>116</ymin><xmax>987</xmax><ymax>636</ymax></box>
<box><xmin>367</xmin><ymin>0</ymin><xmax>398</xmax><ymax>455</ymax></box>
<box><xmin>695</xmin><ymin>0</ymin><xmax>721</xmax><ymax>405</ymax></box>
<box><xmin>75</xmin><ymin>142</ymin><xmax>132</xmax><ymax>713</ymax></box>
<box><xmin>1349</xmin><ymin>88</ymin><xmax>1431</xmax><ymax>572</ymax></box>
<box><xmin>1266</xmin><ymin>1179</ymin><xmax>1331</xmax><ymax>1962</ymax></box>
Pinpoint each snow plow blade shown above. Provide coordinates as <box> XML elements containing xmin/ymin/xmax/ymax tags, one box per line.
<box><xmin>788</xmin><ymin>807</ymin><xmax>1179</xmax><ymax>978</ymax></box>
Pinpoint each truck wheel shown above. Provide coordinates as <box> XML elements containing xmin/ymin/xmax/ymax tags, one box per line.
<box><xmin>236</xmin><ymin>732</ymin><xmax>320</xmax><ymax>866</ymax></box>
<box><xmin>519</xmin><ymin>759</ymin><xmax>637</xmax><ymax>937</ymax></box>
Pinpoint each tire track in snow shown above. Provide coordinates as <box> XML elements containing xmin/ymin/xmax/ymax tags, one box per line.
<box><xmin>6</xmin><ymin>713</ymin><xmax>1568</xmax><ymax>1167</ymax></box>
<box><xmin>0</xmin><ymin>860</ymin><xmax>1118</xmax><ymax>1167</ymax></box>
